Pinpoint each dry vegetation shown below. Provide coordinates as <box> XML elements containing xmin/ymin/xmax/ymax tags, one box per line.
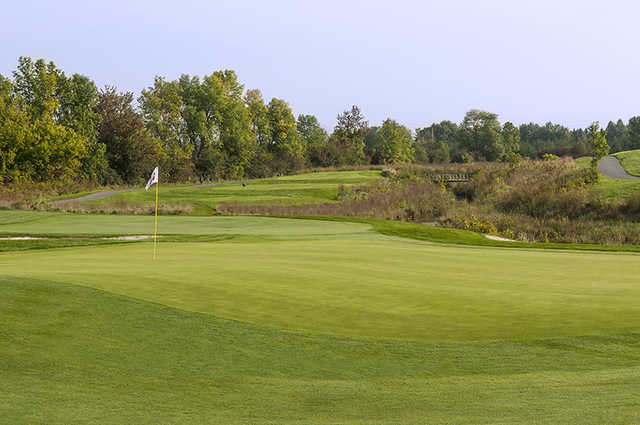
<box><xmin>220</xmin><ymin>159</ymin><xmax>640</xmax><ymax>245</ymax></box>
<box><xmin>0</xmin><ymin>181</ymin><xmax>101</xmax><ymax>209</ymax></box>
<box><xmin>47</xmin><ymin>200</ymin><xmax>194</xmax><ymax>215</ymax></box>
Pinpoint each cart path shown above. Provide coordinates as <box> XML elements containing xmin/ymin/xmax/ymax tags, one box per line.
<box><xmin>598</xmin><ymin>156</ymin><xmax>640</xmax><ymax>179</ymax></box>
<box><xmin>49</xmin><ymin>181</ymin><xmax>234</xmax><ymax>205</ymax></box>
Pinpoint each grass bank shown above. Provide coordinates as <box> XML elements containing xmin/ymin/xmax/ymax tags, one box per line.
<box><xmin>65</xmin><ymin>170</ymin><xmax>381</xmax><ymax>214</ymax></box>
<box><xmin>613</xmin><ymin>149</ymin><xmax>640</xmax><ymax>176</ymax></box>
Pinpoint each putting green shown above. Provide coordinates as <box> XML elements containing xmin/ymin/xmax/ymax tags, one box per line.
<box><xmin>3</xmin><ymin>212</ymin><xmax>640</xmax><ymax>424</ymax></box>
<box><xmin>2</xmin><ymin>225</ymin><xmax>639</xmax><ymax>341</ymax></box>
<box><xmin>3</xmin><ymin>276</ymin><xmax>640</xmax><ymax>424</ymax></box>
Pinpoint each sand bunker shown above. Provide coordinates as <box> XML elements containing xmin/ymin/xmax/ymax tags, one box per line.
<box><xmin>485</xmin><ymin>235</ymin><xmax>516</xmax><ymax>242</ymax></box>
<box><xmin>104</xmin><ymin>235</ymin><xmax>159</xmax><ymax>240</ymax></box>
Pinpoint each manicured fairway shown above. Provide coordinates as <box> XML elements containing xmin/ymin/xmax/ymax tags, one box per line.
<box><xmin>81</xmin><ymin>170</ymin><xmax>381</xmax><ymax>213</ymax></box>
<box><xmin>2</xmin><ymin>212</ymin><xmax>640</xmax><ymax>424</ymax></box>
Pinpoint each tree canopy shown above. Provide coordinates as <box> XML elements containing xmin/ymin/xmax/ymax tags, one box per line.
<box><xmin>2</xmin><ymin>56</ymin><xmax>637</xmax><ymax>186</ymax></box>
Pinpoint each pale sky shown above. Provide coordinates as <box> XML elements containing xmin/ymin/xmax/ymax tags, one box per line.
<box><xmin>2</xmin><ymin>0</ymin><xmax>639</xmax><ymax>130</ymax></box>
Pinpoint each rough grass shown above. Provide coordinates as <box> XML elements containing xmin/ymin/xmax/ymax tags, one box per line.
<box><xmin>0</xmin><ymin>237</ymin><xmax>131</xmax><ymax>253</ymax></box>
<box><xmin>613</xmin><ymin>149</ymin><xmax>640</xmax><ymax>176</ymax></box>
<box><xmin>221</xmin><ymin>160</ymin><xmax>640</xmax><ymax>245</ymax></box>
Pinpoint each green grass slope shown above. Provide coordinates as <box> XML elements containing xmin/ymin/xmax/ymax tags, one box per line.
<box><xmin>575</xmin><ymin>156</ymin><xmax>640</xmax><ymax>200</ymax></box>
<box><xmin>3</xmin><ymin>276</ymin><xmax>640</xmax><ymax>424</ymax></box>
<box><xmin>2</xmin><ymin>218</ymin><xmax>640</xmax><ymax>342</ymax></box>
<box><xmin>2</xmin><ymin>212</ymin><xmax>640</xmax><ymax>423</ymax></box>
<box><xmin>7</xmin><ymin>210</ymin><xmax>640</xmax><ymax>253</ymax></box>
<box><xmin>80</xmin><ymin>170</ymin><xmax>380</xmax><ymax>214</ymax></box>
<box><xmin>613</xmin><ymin>149</ymin><xmax>640</xmax><ymax>176</ymax></box>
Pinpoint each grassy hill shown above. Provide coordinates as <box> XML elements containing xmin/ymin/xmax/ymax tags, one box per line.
<box><xmin>2</xmin><ymin>212</ymin><xmax>640</xmax><ymax>423</ymax></box>
<box><xmin>575</xmin><ymin>156</ymin><xmax>640</xmax><ymax>199</ymax></box>
<box><xmin>613</xmin><ymin>149</ymin><xmax>640</xmax><ymax>176</ymax></box>
<box><xmin>67</xmin><ymin>170</ymin><xmax>380</xmax><ymax>214</ymax></box>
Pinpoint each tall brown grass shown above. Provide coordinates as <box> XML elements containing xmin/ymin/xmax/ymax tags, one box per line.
<box><xmin>46</xmin><ymin>200</ymin><xmax>194</xmax><ymax>215</ymax></box>
<box><xmin>220</xmin><ymin>159</ymin><xmax>640</xmax><ymax>245</ymax></box>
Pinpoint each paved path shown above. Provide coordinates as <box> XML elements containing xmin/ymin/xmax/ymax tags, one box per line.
<box><xmin>50</xmin><ymin>188</ymin><xmax>136</xmax><ymax>205</ymax></box>
<box><xmin>598</xmin><ymin>156</ymin><xmax>640</xmax><ymax>179</ymax></box>
<box><xmin>49</xmin><ymin>181</ymin><xmax>235</xmax><ymax>205</ymax></box>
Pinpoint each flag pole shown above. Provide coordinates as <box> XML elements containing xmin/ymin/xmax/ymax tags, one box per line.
<box><xmin>153</xmin><ymin>176</ymin><xmax>158</xmax><ymax>260</ymax></box>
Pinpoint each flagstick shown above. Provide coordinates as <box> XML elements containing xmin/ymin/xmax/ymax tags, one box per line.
<box><xmin>153</xmin><ymin>178</ymin><xmax>159</xmax><ymax>260</ymax></box>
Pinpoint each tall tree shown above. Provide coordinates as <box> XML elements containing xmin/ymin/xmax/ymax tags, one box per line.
<box><xmin>140</xmin><ymin>77</ymin><xmax>193</xmax><ymax>180</ymax></box>
<box><xmin>141</xmin><ymin>71</ymin><xmax>256</xmax><ymax>181</ymax></box>
<box><xmin>11</xmin><ymin>57</ymin><xmax>58</xmax><ymax>119</ymax></box>
<box><xmin>95</xmin><ymin>86</ymin><xmax>161</xmax><ymax>183</ymax></box>
<box><xmin>202</xmin><ymin>70</ymin><xmax>257</xmax><ymax>179</ymax></box>
<box><xmin>415</xmin><ymin>120</ymin><xmax>459</xmax><ymax>152</ymax></box>
<box><xmin>245</xmin><ymin>89</ymin><xmax>270</xmax><ymax>146</ymax></box>
<box><xmin>57</xmin><ymin>73</ymin><xmax>108</xmax><ymax>181</ymax></box>
<box><xmin>458</xmin><ymin>110</ymin><xmax>504</xmax><ymax>161</ymax></box>
<box><xmin>2</xmin><ymin>58</ymin><xmax>90</xmax><ymax>182</ymax></box>
<box><xmin>519</xmin><ymin>122</ymin><xmax>573</xmax><ymax>158</ymax></box>
<box><xmin>501</xmin><ymin>122</ymin><xmax>520</xmax><ymax>156</ymax></box>
<box><xmin>588</xmin><ymin>122</ymin><xmax>609</xmax><ymax>169</ymax></box>
<box><xmin>373</xmin><ymin>119</ymin><xmax>414</xmax><ymax>164</ymax></box>
<box><xmin>330</xmin><ymin>105</ymin><xmax>368</xmax><ymax>164</ymax></box>
<box><xmin>297</xmin><ymin>114</ymin><xmax>327</xmax><ymax>146</ymax></box>
<box><xmin>297</xmin><ymin>114</ymin><xmax>331</xmax><ymax>167</ymax></box>
<box><xmin>628</xmin><ymin>116</ymin><xmax>640</xmax><ymax>150</ymax></box>
<box><xmin>414</xmin><ymin>125</ymin><xmax>450</xmax><ymax>163</ymax></box>
<box><xmin>614</xmin><ymin>119</ymin><xmax>630</xmax><ymax>152</ymax></box>
<box><xmin>266</xmin><ymin>98</ymin><xmax>304</xmax><ymax>171</ymax></box>
<box><xmin>0</xmin><ymin>77</ymin><xmax>29</xmax><ymax>182</ymax></box>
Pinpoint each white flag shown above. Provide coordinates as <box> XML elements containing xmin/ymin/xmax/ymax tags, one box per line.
<box><xmin>145</xmin><ymin>166</ymin><xmax>158</xmax><ymax>191</ymax></box>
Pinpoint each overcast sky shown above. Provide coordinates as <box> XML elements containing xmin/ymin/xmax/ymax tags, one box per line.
<box><xmin>2</xmin><ymin>0</ymin><xmax>639</xmax><ymax>130</ymax></box>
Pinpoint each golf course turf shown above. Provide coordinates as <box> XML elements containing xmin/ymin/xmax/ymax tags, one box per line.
<box><xmin>2</xmin><ymin>211</ymin><xmax>640</xmax><ymax>423</ymax></box>
<box><xmin>73</xmin><ymin>170</ymin><xmax>381</xmax><ymax>213</ymax></box>
<box><xmin>613</xmin><ymin>149</ymin><xmax>640</xmax><ymax>176</ymax></box>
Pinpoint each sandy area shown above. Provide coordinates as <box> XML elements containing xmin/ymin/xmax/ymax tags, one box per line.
<box><xmin>485</xmin><ymin>235</ymin><xmax>516</xmax><ymax>242</ymax></box>
<box><xmin>104</xmin><ymin>235</ymin><xmax>159</xmax><ymax>240</ymax></box>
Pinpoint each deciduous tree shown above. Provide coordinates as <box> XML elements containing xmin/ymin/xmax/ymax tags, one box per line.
<box><xmin>588</xmin><ymin>122</ymin><xmax>609</xmax><ymax>169</ymax></box>
<box><xmin>330</xmin><ymin>105</ymin><xmax>368</xmax><ymax>165</ymax></box>
<box><xmin>373</xmin><ymin>119</ymin><xmax>414</xmax><ymax>164</ymax></box>
<box><xmin>458</xmin><ymin>110</ymin><xmax>504</xmax><ymax>161</ymax></box>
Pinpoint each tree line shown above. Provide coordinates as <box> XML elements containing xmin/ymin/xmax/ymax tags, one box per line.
<box><xmin>0</xmin><ymin>57</ymin><xmax>631</xmax><ymax>185</ymax></box>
